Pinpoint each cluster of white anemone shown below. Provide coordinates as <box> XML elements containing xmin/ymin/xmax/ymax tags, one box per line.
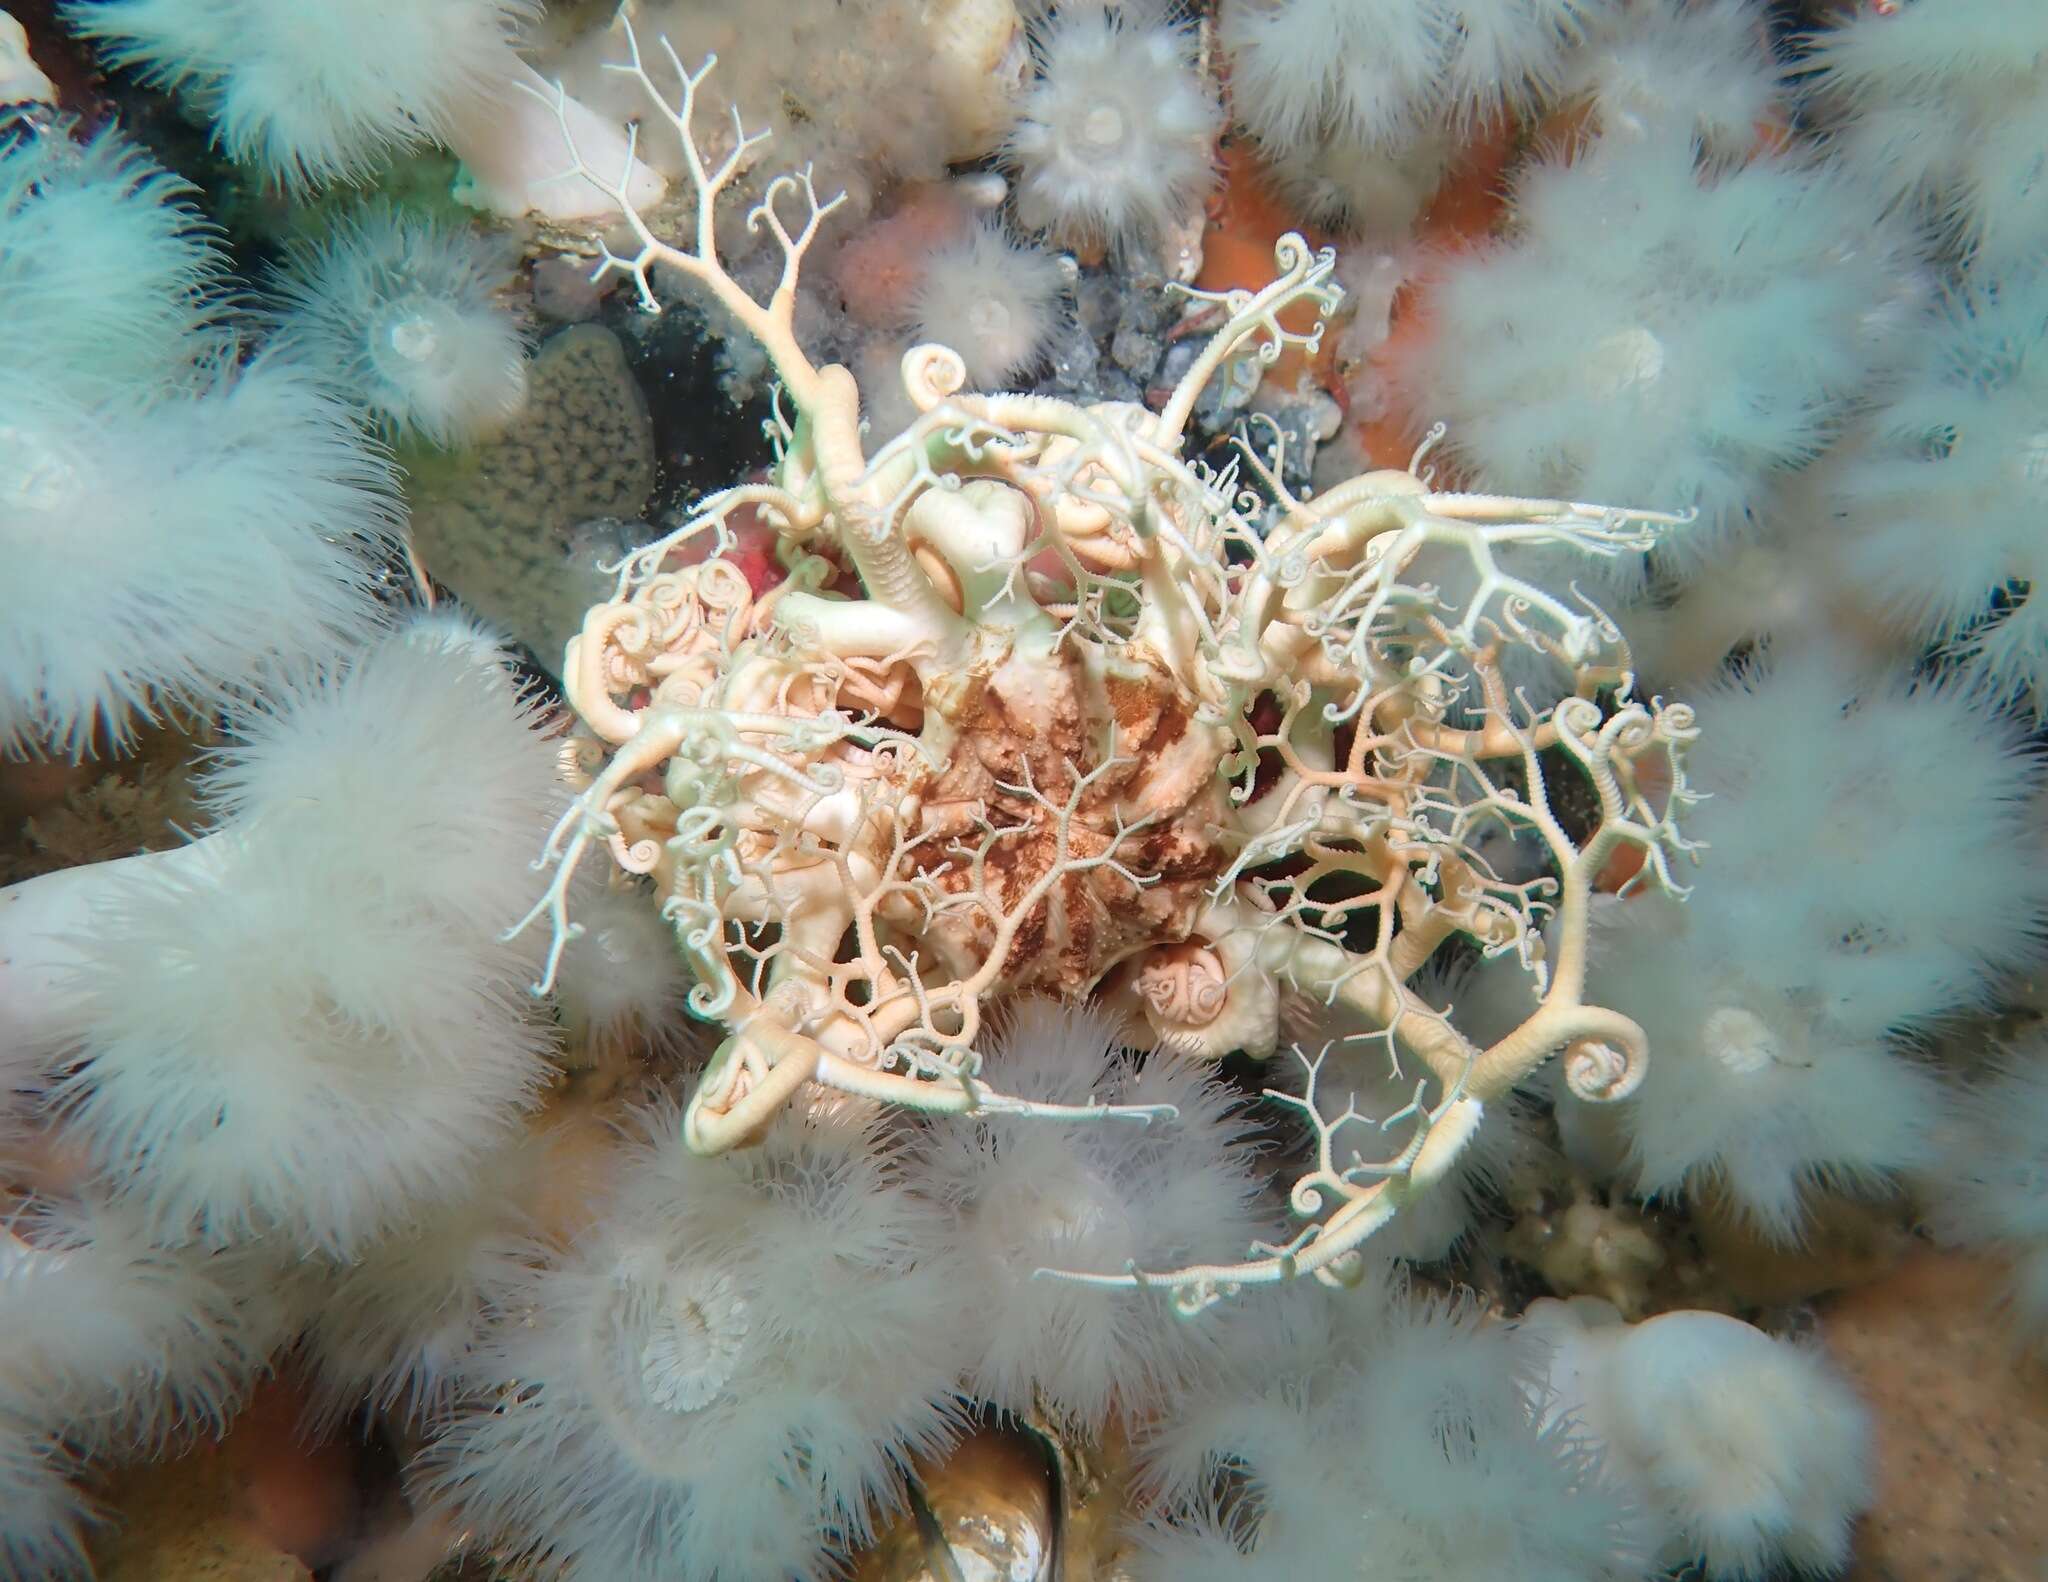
<box><xmin>0</xmin><ymin>5</ymin><xmax>1971</xmax><ymax>1576</ymax></box>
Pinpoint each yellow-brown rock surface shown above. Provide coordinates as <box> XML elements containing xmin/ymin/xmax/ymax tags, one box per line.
<box><xmin>1821</xmin><ymin>1249</ymin><xmax>2048</xmax><ymax>1581</ymax></box>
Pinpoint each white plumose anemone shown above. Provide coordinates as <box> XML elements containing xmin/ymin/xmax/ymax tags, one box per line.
<box><xmin>40</xmin><ymin>624</ymin><xmax>564</xmax><ymax>1253</ymax></box>
<box><xmin>1396</xmin><ymin>132</ymin><xmax>1914</xmax><ymax>584</ymax></box>
<box><xmin>417</xmin><ymin>1104</ymin><xmax>968</xmax><ymax>1582</ymax></box>
<box><xmin>0</xmin><ymin>356</ymin><xmax>400</xmax><ymax>757</ymax></box>
<box><xmin>1922</xmin><ymin>1043</ymin><xmax>2048</xmax><ymax>1345</ymax></box>
<box><xmin>1002</xmin><ymin>3</ymin><xmax>1220</xmax><ymax>250</ymax></box>
<box><xmin>906</xmin><ymin>220</ymin><xmax>1065</xmax><ymax>390</ymax></box>
<box><xmin>918</xmin><ymin>1000</ymin><xmax>1276</xmax><ymax>1427</ymax></box>
<box><xmin>1560</xmin><ymin>0</ymin><xmax>1780</xmax><ymax>159</ymax></box>
<box><xmin>551</xmin><ymin>883</ymin><xmax>695</xmax><ymax>1060</ymax></box>
<box><xmin>1222</xmin><ymin>0</ymin><xmax>1607</xmax><ymax>157</ymax></box>
<box><xmin>61</xmin><ymin>0</ymin><xmax>539</xmax><ymax>189</ymax></box>
<box><xmin>295</xmin><ymin>1137</ymin><xmax>550</xmax><ymax>1428</ymax></box>
<box><xmin>1136</xmin><ymin>1292</ymin><xmax>1641</xmax><ymax>1580</ymax></box>
<box><xmin>1834</xmin><ymin>266</ymin><xmax>2048</xmax><ymax>704</ymax></box>
<box><xmin>1804</xmin><ymin>0</ymin><xmax>2048</xmax><ymax>274</ymax></box>
<box><xmin>0</xmin><ymin>124</ymin><xmax>232</xmax><ymax>403</ymax></box>
<box><xmin>0</xmin><ymin>124</ymin><xmax>399</xmax><ymax>758</ymax></box>
<box><xmin>0</xmin><ymin>1195</ymin><xmax>267</xmax><ymax>1450</ymax></box>
<box><xmin>1571</xmin><ymin>650</ymin><xmax>2046</xmax><ymax>1236</ymax></box>
<box><xmin>268</xmin><ymin>202</ymin><xmax>528</xmax><ymax>446</ymax></box>
<box><xmin>0</xmin><ymin>1418</ymin><xmax>94</xmax><ymax>1582</ymax></box>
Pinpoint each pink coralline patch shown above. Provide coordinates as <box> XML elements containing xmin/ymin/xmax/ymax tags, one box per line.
<box><xmin>827</xmin><ymin>184</ymin><xmax>977</xmax><ymax>329</ymax></box>
<box><xmin>666</xmin><ymin>500</ymin><xmax>863</xmax><ymax>601</ymax></box>
<box><xmin>665</xmin><ymin>494</ymin><xmax>785</xmax><ymax>598</ymax></box>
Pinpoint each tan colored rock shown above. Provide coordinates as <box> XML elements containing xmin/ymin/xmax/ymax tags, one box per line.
<box><xmin>91</xmin><ymin>1454</ymin><xmax>313</xmax><ymax>1582</ymax></box>
<box><xmin>1695</xmin><ymin>1186</ymin><xmax>1914</xmax><ymax>1311</ymax></box>
<box><xmin>91</xmin><ymin>1378</ymin><xmax>357</xmax><ymax>1581</ymax></box>
<box><xmin>1820</xmin><ymin>1249</ymin><xmax>2048</xmax><ymax>1581</ymax></box>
